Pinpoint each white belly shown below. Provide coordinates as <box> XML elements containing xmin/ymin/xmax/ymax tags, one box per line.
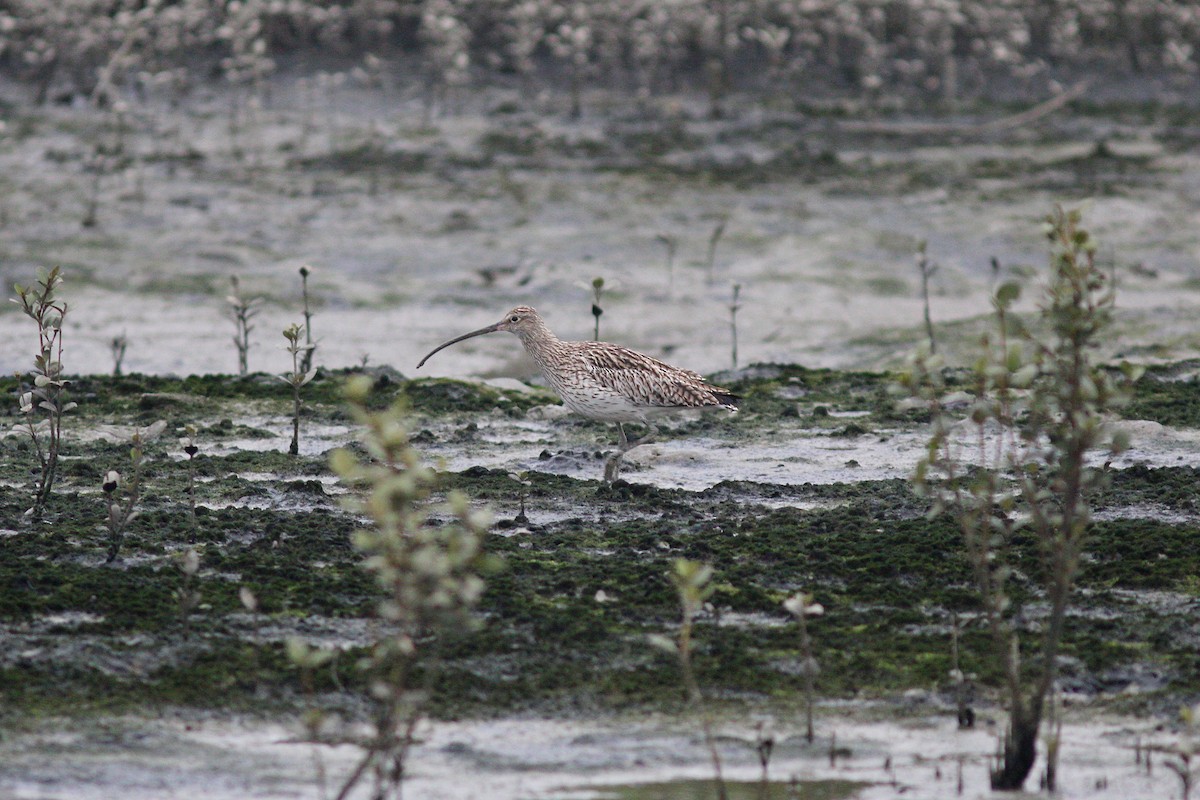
<box><xmin>558</xmin><ymin>387</ymin><xmax>649</xmax><ymax>422</ymax></box>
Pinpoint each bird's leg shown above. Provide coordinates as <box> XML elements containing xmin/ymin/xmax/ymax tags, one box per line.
<box><xmin>603</xmin><ymin>453</ymin><xmax>622</xmax><ymax>483</ymax></box>
<box><xmin>603</xmin><ymin>422</ymin><xmax>659</xmax><ymax>483</ymax></box>
<box><xmin>604</xmin><ymin>424</ymin><xmax>627</xmax><ymax>483</ymax></box>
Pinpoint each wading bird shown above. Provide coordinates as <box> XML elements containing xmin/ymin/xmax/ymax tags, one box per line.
<box><xmin>417</xmin><ymin>306</ymin><xmax>739</xmax><ymax>481</ymax></box>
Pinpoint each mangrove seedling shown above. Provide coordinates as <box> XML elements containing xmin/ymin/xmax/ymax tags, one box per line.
<box><xmin>81</xmin><ymin>140</ymin><xmax>125</xmax><ymax>228</ymax></box>
<box><xmin>288</xmin><ymin>637</ymin><xmax>336</xmax><ymax>702</ymax></box>
<box><xmin>103</xmin><ymin>432</ymin><xmax>144</xmax><ymax>564</ymax></box>
<box><xmin>288</xmin><ymin>636</ymin><xmax>335</xmax><ymax>799</ymax></box>
<box><xmin>755</xmin><ymin>720</ymin><xmax>775</xmax><ymax>785</ymax></box>
<box><xmin>281</xmin><ymin>323</ymin><xmax>316</xmax><ymax>455</ymax></box>
<box><xmin>323</xmin><ymin>376</ymin><xmax>495</xmax><ymax>800</ymax></box>
<box><xmin>591</xmin><ymin>277</ymin><xmax>605</xmax><ymax>341</ymax></box>
<box><xmin>110</xmin><ymin>333</ymin><xmax>128</xmax><ymax>377</ymax></box>
<box><xmin>298</xmin><ymin>265</ymin><xmax>316</xmax><ymax>373</ymax></box>
<box><xmin>227</xmin><ymin>275</ymin><xmax>260</xmax><ymax>376</ymax></box>
<box><xmin>177</xmin><ymin>548</ymin><xmax>201</xmax><ymax>639</ymax></box>
<box><xmin>1040</xmin><ymin>693</ymin><xmax>1063</xmax><ymax>793</ymax></box>
<box><xmin>1166</xmin><ymin>705</ymin><xmax>1200</xmax><ymax>800</ymax></box>
<box><xmin>916</xmin><ymin>240</ymin><xmax>938</xmax><ymax>354</ymax></box>
<box><xmin>899</xmin><ymin>206</ymin><xmax>1139</xmax><ymax>790</ymax></box>
<box><xmin>103</xmin><ymin>421</ymin><xmax>165</xmax><ymax>561</ymax></box>
<box><xmin>180</xmin><ymin>426</ymin><xmax>200</xmax><ymax>543</ymax></box>
<box><xmin>508</xmin><ymin>471</ymin><xmax>532</xmax><ymax>524</ymax></box>
<box><xmin>949</xmin><ymin>612</ymin><xmax>976</xmax><ymax>729</ymax></box>
<box><xmin>239</xmin><ymin>586</ymin><xmax>258</xmax><ymax>615</ymax></box>
<box><xmin>12</xmin><ymin>266</ymin><xmax>74</xmax><ymax>518</ymax></box>
<box><xmin>288</xmin><ymin>635</ymin><xmax>335</xmax><ymax>715</ymax></box>
<box><xmin>653</xmin><ymin>559</ymin><xmax>728</xmax><ymax>800</ymax></box>
<box><xmin>705</xmin><ymin>215</ymin><xmax>728</xmax><ymax>286</ymax></box>
<box><xmin>656</xmin><ymin>233</ymin><xmax>678</xmax><ymax>293</ymax></box>
<box><xmin>728</xmin><ymin>283</ymin><xmax>742</xmax><ymax>370</ymax></box>
<box><xmin>784</xmin><ymin>591</ymin><xmax>824</xmax><ymax>744</ymax></box>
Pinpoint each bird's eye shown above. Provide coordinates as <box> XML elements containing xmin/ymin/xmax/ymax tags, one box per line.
<box><xmin>509</xmin><ymin>315</ymin><xmax>519</xmax><ymax>323</ymax></box>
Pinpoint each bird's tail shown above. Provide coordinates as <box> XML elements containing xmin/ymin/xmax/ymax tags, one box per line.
<box><xmin>710</xmin><ymin>390</ymin><xmax>741</xmax><ymax>411</ymax></box>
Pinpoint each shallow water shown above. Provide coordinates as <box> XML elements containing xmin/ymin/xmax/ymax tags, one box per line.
<box><xmin>0</xmin><ymin>710</ymin><xmax>1184</xmax><ymax>800</ymax></box>
<box><xmin>211</xmin><ymin>411</ymin><xmax>1200</xmax><ymax>494</ymax></box>
<box><xmin>1</xmin><ymin>87</ymin><xmax>1198</xmax><ymax>380</ymax></box>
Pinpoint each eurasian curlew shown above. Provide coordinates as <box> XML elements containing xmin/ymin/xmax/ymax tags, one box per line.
<box><xmin>416</xmin><ymin>305</ymin><xmax>739</xmax><ymax>481</ymax></box>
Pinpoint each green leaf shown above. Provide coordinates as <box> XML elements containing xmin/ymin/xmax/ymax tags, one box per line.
<box><xmin>646</xmin><ymin>633</ymin><xmax>676</xmax><ymax>655</ymax></box>
<box><xmin>995</xmin><ymin>281</ymin><xmax>1021</xmax><ymax>307</ymax></box>
<box><xmin>1010</xmin><ymin>364</ymin><xmax>1039</xmax><ymax>389</ymax></box>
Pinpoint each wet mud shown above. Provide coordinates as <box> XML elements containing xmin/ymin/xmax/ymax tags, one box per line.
<box><xmin>2</xmin><ymin>88</ymin><xmax>1199</xmax><ymax>798</ymax></box>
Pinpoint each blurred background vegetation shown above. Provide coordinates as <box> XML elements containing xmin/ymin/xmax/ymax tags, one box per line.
<box><xmin>1</xmin><ymin>1</ymin><xmax>1196</xmax><ymax>116</ymax></box>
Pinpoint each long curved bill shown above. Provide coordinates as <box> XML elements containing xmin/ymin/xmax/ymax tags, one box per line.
<box><xmin>416</xmin><ymin>322</ymin><xmax>502</xmax><ymax>368</ymax></box>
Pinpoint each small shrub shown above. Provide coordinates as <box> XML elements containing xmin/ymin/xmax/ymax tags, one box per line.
<box><xmin>226</xmin><ymin>275</ymin><xmax>260</xmax><ymax>376</ymax></box>
<box><xmin>102</xmin><ymin>437</ymin><xmax>143</xmax><ymax>564</ymax></box>
<box><xmin>651</xmin><ymin>559</ymin><xmax>728</xmax><ymax>800</ymax></box>
<box><xmin>899</xmin><ymin>206</ymin><xmax>1139</xmax><ymax>790</ymax></box>
<box><xmin>783</xmin><ymin>590</ymin><xmax>824</xmax><ymax>743</ymax></box>
<box><xmin>11</xmin><ymin>266</ymin><xmax>75</xmax><ymax>518</ymax></box>
<box><xmin>280</xmin><ymin>324</ymin><xmax>316</xmax><ymax>455</ymax></box>
<box><xmin>312</xmin><ymin>377</ymin><xmax>496</xmax><ymax>800</ymax></box>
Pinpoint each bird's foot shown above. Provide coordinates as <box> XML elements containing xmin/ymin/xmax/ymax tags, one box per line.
<box><xmin>603</xmin><ymin>452</ymin><xmax>623</xmax><ymax>483</ymax></box>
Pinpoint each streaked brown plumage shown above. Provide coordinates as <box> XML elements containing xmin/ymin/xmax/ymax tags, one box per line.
<box><xmin>417</xmin><ymin>305</ymin><xmax>739</xmax><ymax>481</ymax></box>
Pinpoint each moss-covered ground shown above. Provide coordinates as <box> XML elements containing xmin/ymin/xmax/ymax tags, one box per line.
<box><xmin>1</xmin><ymin>365</ymin><xmax>1197</xmax><ymax>723</ymax></box>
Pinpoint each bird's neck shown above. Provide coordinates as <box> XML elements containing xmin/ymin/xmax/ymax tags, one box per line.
<box><xmin>515</xmin><ymin>322</ymin><xmax>564</xmax><ymax>368</ymax></box>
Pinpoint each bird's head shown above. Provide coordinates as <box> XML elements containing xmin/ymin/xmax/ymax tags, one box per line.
<box><xmin>416</xmin><ymin>305</ymin><xmax>546</xmax><ymax>368</ymax></box>
<box><xmin>494</xmin><ymin>306</ymin><xmax>541</xmax><ymax>335</ymax></box>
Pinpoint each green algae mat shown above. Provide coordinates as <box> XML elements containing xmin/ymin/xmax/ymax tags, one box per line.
<box><xmin>1</xmin><ymin>366</ymin><xmax>1198</xmax><ymax>718</ymax></box>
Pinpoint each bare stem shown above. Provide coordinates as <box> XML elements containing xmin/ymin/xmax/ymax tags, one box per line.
<box><xmin>187</xmin><ymin>450</ymin><xmax>198</xmax><ymax>543</ymax></box>
<box><xmin>729</xmin><ymin>283</ymin><xmax>741</xmax><ymax>370</ymax></box>
<box><xmin>798</xmin><ymin>608</ymin><xmax>815</xmax><ymax>743</ymax></box>
<box><xmin>299</xmin><ymin>266</ymin><xmax>315</xmax><ymax>373</ymax></box>
<box><xmin>917</xmin><ymin>241</ymin><xmax>938</xmax><ymax>354</ymax></box>
<box><xmin>706</xmin><ymin>217</ymin><xmax>728</xmax><ymax>286</ymax></box>
<box><xmin>678</xmin><ymin>610</ymin><xmax>728</xmax><ymax>800</ymax></box>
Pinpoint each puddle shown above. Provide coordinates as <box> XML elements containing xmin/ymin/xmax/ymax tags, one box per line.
<box><xmin>417</xmin><ymin>416</ymin><xmax>1200</xmax><ymax>492</ymax></box>
<box><xmin>569</xmin><ymin>778</ymin><xmax>865</xmax><ymax>799</ymax></box>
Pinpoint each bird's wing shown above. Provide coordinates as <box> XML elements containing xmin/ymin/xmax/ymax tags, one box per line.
<box><xmin>575</xmin><ymin>343</ymin><xmax>736</xmax><ymax>409</ymax></box>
